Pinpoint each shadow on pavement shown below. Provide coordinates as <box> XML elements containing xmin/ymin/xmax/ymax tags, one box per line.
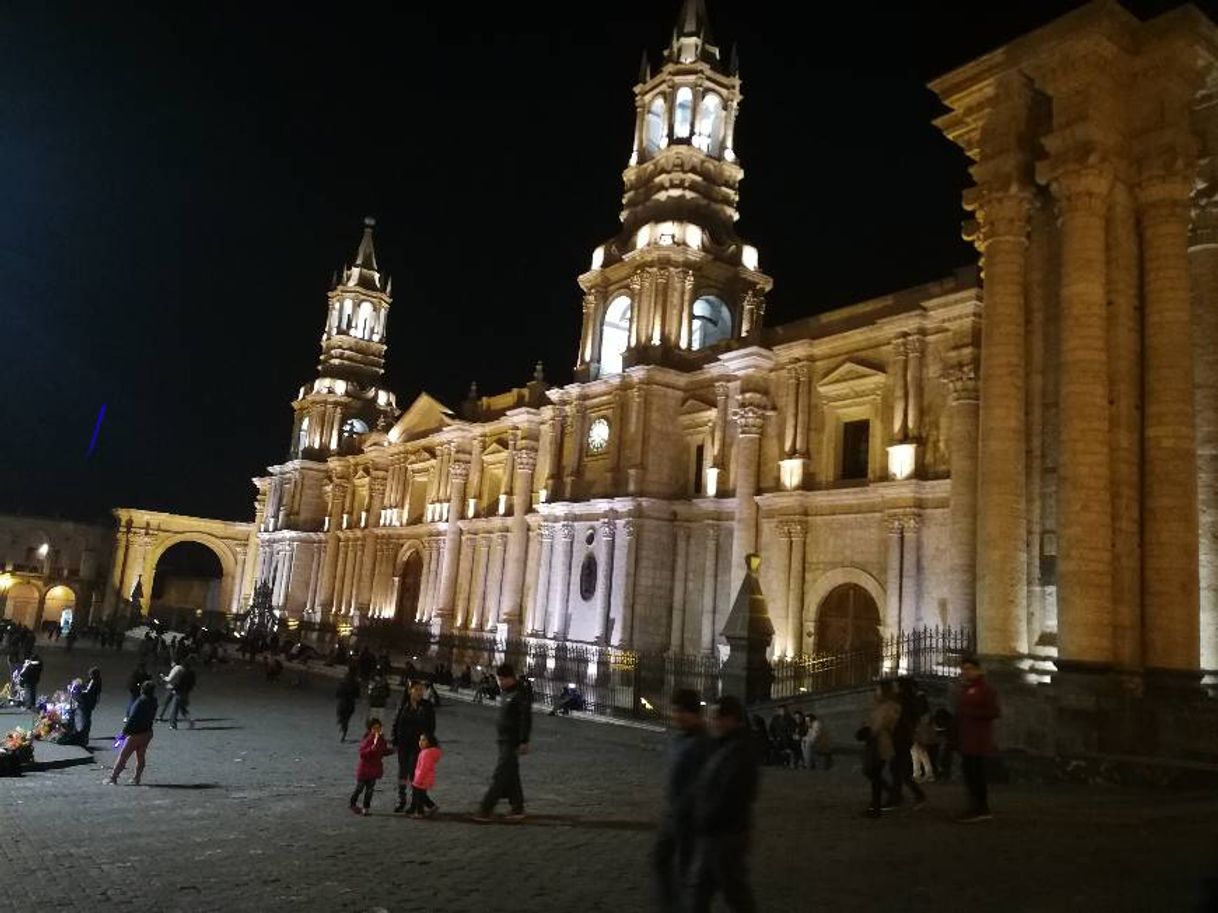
<box><xmin>184</xmin><ymin>726</ymin><xmax>244</xmax><ymax>731</ymax></box>
<box><xmin>426</xmin><ymin>812</ymin><xmax>654</xmax><ymax>832</ymax></box>
<box><xmin>146</xmin><ymin>783</ymin><xmax>222</xmax><ymax>790</ymax></box>
<box><xmin>31</xmin><ymin>756</ymin><xmax>96</xmax><ymax>772</ymax></box>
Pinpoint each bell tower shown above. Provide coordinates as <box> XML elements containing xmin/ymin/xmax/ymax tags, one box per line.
<box><xmin>574</xmin><ymin>0</ymin><xmax>773</xmax><ymax>381</ymax></box>
<box><xmin>289</xmin><ymin>217</ymin><xmax>398</xmax><ymax>460</ymax></box>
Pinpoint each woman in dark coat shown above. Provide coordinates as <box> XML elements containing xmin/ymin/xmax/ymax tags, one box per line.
<box><xmin>335</xmin><ymin>669</ymin><xmax>360</xmax><ymax>742</ymax></box>
<box><xmin>391</xmin><ymin>680</ymin><xmax>436</xmax><ymax>813</ymax></box>
<box><xmin>106</xmin><ymin>681</ymin><xmax>157</xmax><ymax>786</ymax></box>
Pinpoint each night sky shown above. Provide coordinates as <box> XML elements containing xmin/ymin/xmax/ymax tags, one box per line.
<box><xmin>0</xmin><ymin>0</ymin><xmax>1200</xmax><ymax>525</ymax></box>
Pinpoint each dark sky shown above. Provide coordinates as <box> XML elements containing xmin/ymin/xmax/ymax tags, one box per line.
<box><xmin>0</xmin><ymin>0</ymin><xmax>1201</xmax><ymax>525</ymax></box>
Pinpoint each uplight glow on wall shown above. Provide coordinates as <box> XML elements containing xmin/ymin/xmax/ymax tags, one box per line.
<box><xmin>887</xmin><ymin>443</ymin><xmax>917</xmax><ymax>481</ymax></box>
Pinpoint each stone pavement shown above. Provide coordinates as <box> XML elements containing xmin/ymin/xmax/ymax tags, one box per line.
<box><xmin>1</xmin><ymin>646</ymin><xmax>1215</xmax><ymax>912</ymax></box>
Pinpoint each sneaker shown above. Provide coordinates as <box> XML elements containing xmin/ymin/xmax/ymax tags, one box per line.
<box><xmin>102</xmin><ymin>778</ymin><xmax>117</xmax><ymax>786</ymax></box>
<box><xmin>348</xmin><ymin>804</ymin><xmax>362</xmax><ymax>816</ymax></box>
<box><xmin>503</xmin><ymin>811</ymin><xmax>527</xmax><ymax>822</ymax></box>
<box><xmin>361</xmin><ymin>808</ymin><xmax>371</xmax><ymax>816</ymax></box>
<box><xmin>957</xmin><ymin>811</ymin><xmax>993</xmax><ymax>823</ymax></box>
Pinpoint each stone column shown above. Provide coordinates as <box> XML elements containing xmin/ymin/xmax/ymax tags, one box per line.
<box><xmin>230</xmin><ymin>544</ymin><xmax>248</xmax><ymax>613</ymax></box>
<box><xmin>679</xmin><ymin>270</ymin><xmax>694</xmax><ymax>350</ymax></box>
<box><xmin>969</xmin><ymin>182</ymin><xmax>1032</xmax><ymax>659</ymax></box>
<box><xmin>498</xmin><ymin>448</ymin><xmax>536</xmax><ymax>632</ymax></box>
<box><xmin>615</xmin><ymin>520</ymin><xmax>639</xmax><ymax>648</ymax></box>
<box><xmin>901</xmin><ymin>513</ymin><xmax>922</xmax><ymax>628</ymax></box>
<box><xmin>795</xmin><ymin>365</ymin><xmax>811</xmax><ymax>457</ymax></box>
<box><xmin>885</xmin><ymin>516</ymin><xmax>903</xmax><ymax>639</ymax></box>
<box><xmin>454</xmin><ymin>532</ymin><xmax>476</xmax><ymax>628</ymax></box>
<box><xmin>906</xmin><ymin>336</ymin><xmax>924</xmax><ymax>439</ymax></box>
<box><xmin>545</xmin><ymin>407</ymin><xmax>564</xmax><ymax>500</ymax></box>
<box><xmin>354</xmin><ymin>474</ymin><xmax>386</xmax><ymax>614</ymax></box>
<box><xmin>531</xmin><ymin>524</ymin><xmax>554</xmax><ymax>635</ymax></box>
<box><xmin>729</xmin><ymin>398</ymin><xmax>766</xmax><ymax>596</ymax></box>
<box><xmin>433</xmin><ymin>457</ymin><xmax>469</xmax><ymax>628</ymax></box>
<box><xmin>772</xmin><ymin>522</ymin><xmax>792</xmax><ymax>649</ymax></box>
<box><xmin>485</xmin><ymin>533</ymin><xmax>508</xmax><ymax>628</ymax></box>
<box><xmin>1107</xmin><ymin>180</ymin><xmax>1143</xmax><ymax>671</ymax></box>
<box><xmin>785</xmin><ymin>520</ymin><xmax>807</xmax><ymax>657</ymax></box>
<box><xmin>468</xmin><ymin>537</ymin><xmax>490</xmax><ymax>630</ymax></box>
<box><xmin>1053</xmin><ymin>165</ymin><xmax>1115</xmax><ymax>666</ymax></box>
<box><xmin>1140</xmin><ymin>168</ymin><xmax>1201</xmax><ymax>673</ymax></box>
<box><xmin>891</xmin><ymin>338</ymin><xmax>908</xmax><ymax>440</ymax></box>
<box><xmin>670</xmin><ymin>523</ymin><xmax>690</xmax><ymax>652</ymax></box>
<box><xmin>578</xmin><ymin>292</ymin><xmax>595</xmax><ymax>368</ymax></box>
<box><xmin>784</xmin><ymin>368</ymin><xmax>799</xmax><ymax>455</ymax></box>
<box><xmin>564</xmin><ymin>403</ymin><xmax>584</xmax><ymax>500</ymax></box>
<box><xmin>701</xmin><ymin>523</ymin><xmax>720</xmax><ymax>653</ymax></box>
<box><xmin>416</xmin><ymin>542</ymin><xmax>433</xmax><ymax>622</ymax></box>
<box><xmin>547</xmin><ymin>522</ymin><xmax>575</xmax><ymax>637</ymax></box>
<box><xmin>595</xmin><ymin>518</ymin><xmax>616</xmax><ymax>643</ymax></box>
<box><xmin>628</xmin><ymin>386</ymin><xmax>646</xmax><ymax>496</ymax></box>
<box><xmin>944</xmin><ymin>363</ymin><xmax>980</xmax><ymax>631</ymax></box>
<box><xmin>317</xmin><ymin>479</ymin><xmax>347</xmax><ymax>612</ymax></box>
<box><xmin>1192</xmin><ymin>199</ymin><xmax>1218</xmax><ymax>673</ymax></box>
<box><xmin>628</xmin><ymin>273</ymin><xmax>643</xmax><ymax>348</ymax></box>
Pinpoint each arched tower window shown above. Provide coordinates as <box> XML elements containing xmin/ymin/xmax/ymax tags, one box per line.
<box><xmin>600</xmin><ymin>295</ymin><xmax>632</xmax><ymax>377</ymax></box>
<box><xmin>690</xmin><ymin>296</ymin><xmax>732</xmax><ymax>350</ymax></box>
<box><xmin>673</xmin><ymin>87</ymin><xmax>693</xmax><ymax>139</ymax></box>
<box><xmin>694</xmin><ymin>92</ymin><xmax>725</xmax><ymax>155</ymax></box>
<box><xmin>339</xmin><ymin>417</ymin><xmax>369</xmax><ymax>453</ymax></box>
<box><xmin>644</xmin><ymin>95</ymin><xmax>667</xmax><ymax>155</ymax></box>
<box><xmin>355</xmin><ymin>301</ymin><xmax>375</xmax><ymax>340</ymax></box>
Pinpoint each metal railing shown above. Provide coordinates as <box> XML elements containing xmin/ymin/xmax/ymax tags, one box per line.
<box><xmin>333</xmin><ymin>622</ymin><xmax>974</xmax><ymax>721</ymax></box>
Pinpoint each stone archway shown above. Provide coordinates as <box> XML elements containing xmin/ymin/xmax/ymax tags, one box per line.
<box><xmin>803</xmin><ymin>567</ymin><xmax>886</xmax><ymax>653</ymax></box>
<box><xmin>394</xmin><ymin>545</ymin><xmax>424</xmax><ymax>624</ymax></box>
<box><xmin>814</xmin><ymin>583</ymin><xmax>882</xmax><ymax>655</ymax></box>
<box><xmin>106</xmin><ymin>509</ymin><xmax>255</xmax><ymax>621</ymax></box>
<box><xmin>42</xmin><ymin>584</ymin><xmax>78</xmax><ymax>627</ymax></box>
<box><xmin>5</xmin><ymin>582</ymin><xmax>41</xmax><ymax>627</ymax></box>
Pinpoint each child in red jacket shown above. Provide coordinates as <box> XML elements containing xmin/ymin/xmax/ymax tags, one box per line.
<box><xmin>408</xmin><ymin>732</ymin><xmax>443</xmax><ymax>818</ymax></box>
<box><xmin>349</xmin><ymin>717</ymin><xmax>394</xmax><ymax>816</ymax></box>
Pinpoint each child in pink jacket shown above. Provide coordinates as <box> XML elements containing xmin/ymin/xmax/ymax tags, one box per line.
<box><xmin>349</xmin><ymin>717</ymin><xmax>394</xmax><ymax>816</ymax></box>
<box><xmin>408</xmin><ymin>732</ymin><xmax>443</xmax><ymax>818</ymax></box>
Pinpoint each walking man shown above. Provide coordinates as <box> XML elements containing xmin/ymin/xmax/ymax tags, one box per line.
<box><xmin>473</xmin><ymin>663</ymin><xmax>532</xmax><ymax>822</ymax></box>
<box><xmin>685</xmin><ymin>695</ymin><xmax>760</xmax><ymax>912</ymax></box>
<box><xmin>18</xmin><ymin>651</ymin><xmax>42</xmax><ymax>710</ymax></box>
<box><xmin>654</xmin><ymin>689</ymin><xmax>713</xmax><ymax>910</ymax></box>
<box><xmin>956</xmin><ymin>656</ymin><xmax>1000</xmax><ymax>823</ymax></box>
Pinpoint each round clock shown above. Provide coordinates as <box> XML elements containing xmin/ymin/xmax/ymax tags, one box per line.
<box><xmin>586</xmin><ymin>417</ymin><xmax>610</xmax><ymax>454</ymax></box>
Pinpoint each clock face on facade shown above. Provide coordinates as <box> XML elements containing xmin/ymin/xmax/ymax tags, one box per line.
<box><xmin>587</xmin><ymin>417</ymin><xmax>610</xmax><ymax>454</ymax></box>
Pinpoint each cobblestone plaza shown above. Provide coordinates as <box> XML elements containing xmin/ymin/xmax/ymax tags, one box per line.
<box><xmin>2</xmin><ymin>647</ymin><xmax>1215</xmax><ymax>912</ymax></box>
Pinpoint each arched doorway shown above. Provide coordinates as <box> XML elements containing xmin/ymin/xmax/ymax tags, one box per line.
<box><xmin>151</xmin><ymin>541</ymin><xmax>224</xmax><ymax>631</ymax></box>
<box><xmin>396</xmin><ymin>551</ymin><xmax>423</xmax><ymax>625</ymax></box>
<box><xmin>4</xmin><ymin>582</ymin><xmax>40</xmax><ymax>628</ymax></box>
<box><xmin>43</xmin><ymin>585</ymin><xmax>76</xmax><ymax>629</ymax></box>
<box><xmin>814</xmin><ymin>583</ymin><xmax>882</xmax><ymax>688</ymax></box>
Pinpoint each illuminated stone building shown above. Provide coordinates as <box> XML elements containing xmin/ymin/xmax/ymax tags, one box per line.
<box><xmin>107</xmin><ymin>1</ymin><xmax>1218</xmax><ymax>703</ymax></box>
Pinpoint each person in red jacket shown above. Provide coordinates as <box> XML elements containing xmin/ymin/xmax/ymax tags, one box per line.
<box><xmin>349</xmin><ymin>718</ymin><xmax>394</xmax><ymax>816</ymax></box>
<box><xmin>955</xmin><ymin>657</ymin><xmax>1000</xmax><ymax>823</ymax></box>
<box><xmin>408</xmin><ymin>731</ymin><xmax>443</xmax><ymax>818</ymax></box>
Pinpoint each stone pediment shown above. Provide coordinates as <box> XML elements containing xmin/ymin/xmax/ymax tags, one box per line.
<box><xmin>680</xmin><ymin>396</ymin><xmax>716</xmax><ymax>416</ymax></box>
<box><xmin>388</xmin><ymin>392</ymin><xmax>454</xmax><ymax>443</ymax></box>
<box><xmin>817</xmin><ymin>360</ymin><xmax>887</xmax><ymax>401</ymax></box>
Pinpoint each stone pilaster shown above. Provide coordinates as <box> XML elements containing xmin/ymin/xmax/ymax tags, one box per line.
<box><xmin>433</xmin><ymin>456</ymin><xmax>469</xmax><ymax>628</ymax></box>
<box><xmin>614</xmin><ymin>519</ymin><xmax>638</xmax><ymax>648</ymax></box>
<box><xmin>530</xmin><ymin>524</ymin><xmax>554</xmax><ymax>635</ymax></box>
<box><xmin>498</xmin><ymin>447</ymin><xmax>536</xmax><ymax>632</ymax></box>
<box><xmin>884</xmin><ymin>515</ymin><xmax>904</xmax><ymax>640</ymax></box>
<box><xmin>901</xmin><ymin>513</ymin><xmax>922</xmax><ymax>628</ymax></box>
<box><xmin>547</xmin><ymin>522</ymin><xmax>575</xmax><ymax>638</ymax></box>
<box><xmin>729</xmin><ymin>397</ymin><xmax>767</xmax><ymax>596</ymax></box>
<box><xmin>701</xmin><ymin>523</ymin><xmax>720</xmax><ymax>653</ymax></box>
<box><xmin>891</xmin><ymin>337</ymin><xmax>908</xmax><ymax>440</ymax></box>
<box><xmin>595</xmin><ymin>518</ymin><xmax>616</xmax><ymax>643</ymax></box>
<box><xmin>944</xmin><ymin>362</ymin><xmax>980</xmax><ymax>630</ymax></box>
<box><xmin>670</xmin><ymin>522</ymin><xmax>690</xmax><ymax>652</ymax></box>
<box><xmin>795</xmin><ymin>365</ymin><xmax>811</xmax><ymax>457</ymax></box>
<box><xmin>1191</xmin><ymin>186</ymin><xmax>1218</xmax><ymax>673</ymax></box>
<box><xmin>784</xmin><ymin>520</ymin><xmax>807</xmax><ymax>657</ymax></box>
<box><xmin>906</xmin><ymin>335</ymin><xmax>924</xmax><ymax>439</ymax></box>
<box><xmin>1140</xmin><ymin>167</ymin><xmax>1201</xmax><ymax>673</ymax></box>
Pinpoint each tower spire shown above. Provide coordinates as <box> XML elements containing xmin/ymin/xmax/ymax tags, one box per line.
<box><xmin>342</xmin><ymin>216</ymin><xmax>384</xmax><ymax>292</ymax></box>
<box><xmin>668</xmin><ymin>0</ymin><xmax>718</xmax><ymax>65</ymax></box>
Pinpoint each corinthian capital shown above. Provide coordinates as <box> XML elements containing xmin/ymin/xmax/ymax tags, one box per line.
<box><xmin>448</xmin><ymin>460</ymin><xmax>470</xmax><ymax>483</ymax></box>
<box><xmin>731</xmin><ymin>392</ymin><xmax>770</xmax><ymax>436</ymax></box>
<box><xmin>559</xmin><ymin>521</ymin><xmax>576</xmax><ymax>541</ymax></box>
<box><xmin>514</xmin><ymin>448</ymin><xmax>538</xmax><ymax>474</ymax></box>
<box><xmin>1050</xmin><ymin>165</ymin><xmax>1113</xmax><ymax>219</ymax></box>
<box><xmin>942</xmin><ymin>362</ymin><xmax>979</xmax><ymax>403</ymax></box>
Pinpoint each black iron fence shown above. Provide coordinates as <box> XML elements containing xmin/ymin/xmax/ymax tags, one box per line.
<box><xmin>323</xmin><ymin>621</ymin><xmax>974</xmax><ymax>722</ymax></box>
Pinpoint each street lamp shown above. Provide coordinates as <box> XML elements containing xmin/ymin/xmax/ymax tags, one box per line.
<box><xmin>36</xmin><ymin>543</ymin><xmax>49</xmax><ymax>559</ymax></box>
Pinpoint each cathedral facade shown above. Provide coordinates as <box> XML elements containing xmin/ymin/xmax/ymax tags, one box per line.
<box><xmin>107</xmin><ymin>1</ymin><xmax>1218</xmax><ymax>689</ymax></box>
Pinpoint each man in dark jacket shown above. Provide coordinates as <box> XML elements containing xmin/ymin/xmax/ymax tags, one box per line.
<box><xmin>685</xmin><ymin>695</ymin><xmax>759</xmax><ymax>912</ymax></box>
<box><xmin>335</xmin><ymin>669</ymin><xmax>360</xmax><ymax>742</ymax></box>
<box><xmin>392</xmin><ymin>680</ymin><xmax>436</xmax><ymax>813</ymax></box>
<box><xmin>473</xmin><ymin>663</ymin><xmax>532</xmax><ymax>822</ymax></box>
<box><xmin>654</xmin><ymin>689</ymin><xmax>713</xmax><ymax>911</ymax></box>
<box><xmin>77</xmin><ymin>667</ymin><xmax>103</xmax><ymax>744</ymax></box>
<box><xmin>956</xmin><ymin>656</ymin><xmax>1000</xmax><ymax>822</ymax></box>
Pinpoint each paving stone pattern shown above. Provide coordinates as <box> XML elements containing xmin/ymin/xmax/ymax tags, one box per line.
<box><xmin>1</xmin><ymin>647</ymin><xmax>1215</xmax><ymax>912</ymax></box>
